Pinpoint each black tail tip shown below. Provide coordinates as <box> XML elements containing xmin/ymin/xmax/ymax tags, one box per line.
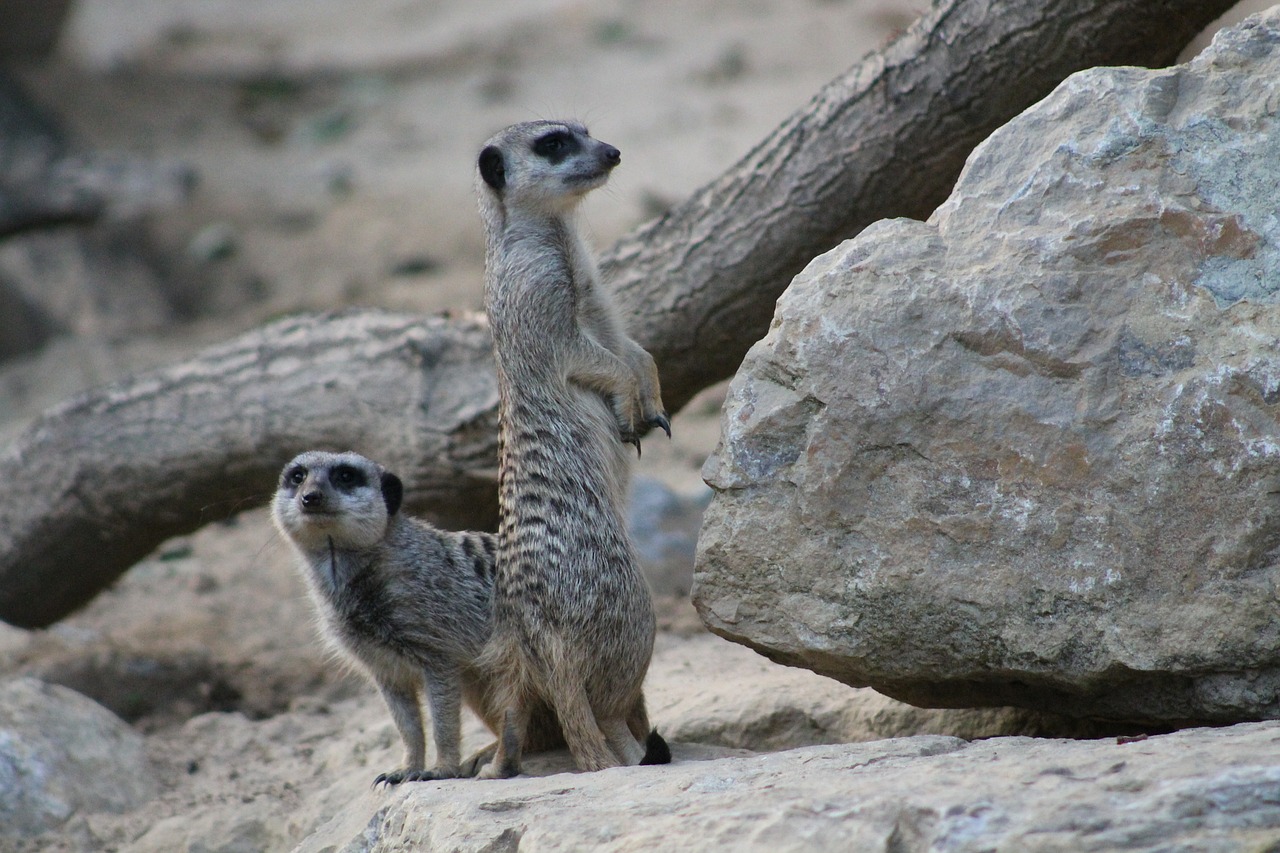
<box><xmin>640</xmin><ymin>729</ymin><xmax>672</xmax><ymax>765</ymax></box>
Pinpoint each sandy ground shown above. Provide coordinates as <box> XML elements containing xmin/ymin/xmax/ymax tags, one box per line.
<box><xmin>1</xmin><ymin>0</ymin><xmax>1271</xmax><ymax>849</ymax></box>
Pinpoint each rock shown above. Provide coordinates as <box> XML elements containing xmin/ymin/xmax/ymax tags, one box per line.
<box><xmin>694</xmin><ymin>9</ymin><xmax>1280</xmax><ymax>724</ymax></box>
<box><xmin>628</xmin><ymin>476</ymin><xmax>710</xmax><ymax>598</ymax></box>
<box><xmin>0</xmin><ymin>677</ymin><xmax>156</xmax><ymax>840</ymax></box>
<box><xmin>298</xmin><ymin>721</ymin><xmax>1280</xmax><ymax>853</ymax></box>
<box><xmin>649</xmin><ymin>635</ymin><xmax>1120</xmax><ymax>750</ymax></box>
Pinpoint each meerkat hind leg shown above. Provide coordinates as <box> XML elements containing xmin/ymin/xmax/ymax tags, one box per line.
<box><xmin>477</xmin><ymin>705</ymin><xmax>529</xmax><ymax>779</ymax></box>
<box><xmin>601</xmin><ymin>716</ymin><xmax>646</xmax><ymax>765</ymax></box>
<box><xmin>460</xmin><ymin>740</ymin><xmax>498</xmax><ymax>778</ymax></box>
<box><xmin>546</xmin><ymin>675</ymin><xmax>621</xmax><ymax>772</ymax></box>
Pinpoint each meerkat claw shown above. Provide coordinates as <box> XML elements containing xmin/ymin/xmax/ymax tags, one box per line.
<box><xmin>373</xmin><ymin>771</ymin><xmax>408</xmax><ymax>788</ymax></box>
<box><xmin>653</xmin><ymin>413</ymin><xmax>671</xmax><ymax>438</ymax></box>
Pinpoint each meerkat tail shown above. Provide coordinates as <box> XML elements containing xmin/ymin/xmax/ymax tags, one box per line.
<box><xmin>640</xmin><ymin>730</ymin><xmax>672</xmax><ymax>766</ymax></box>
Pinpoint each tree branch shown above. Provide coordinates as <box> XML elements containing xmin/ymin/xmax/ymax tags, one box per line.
<box><xmin>607</xmin><ymin>0</ymin><xmax>1237</xmax><ymax>410</ymax></box>
<box><xmin>0</xmin><ymin>310</ymin><xmax>499</xmax><ymax>628</ymax></box>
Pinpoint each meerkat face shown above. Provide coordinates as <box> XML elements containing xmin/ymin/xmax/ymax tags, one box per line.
<box><xmin>477</xmin><ymin>120</ymin><xmax>621</xmax><ymax>217</ymax></box>
<box><xmin>272</xmin><ymin>451</ymin><xmax>403</xmax><ymax>551</ymax></box>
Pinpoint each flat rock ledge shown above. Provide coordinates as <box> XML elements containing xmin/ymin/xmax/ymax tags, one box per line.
<box><xmin>299</xmin><ymin>721</ymin><xmax>1280</xmax><ymax>853</ymax></box>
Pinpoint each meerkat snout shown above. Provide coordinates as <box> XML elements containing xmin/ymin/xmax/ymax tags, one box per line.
<box><xmin>274</xmin><ymin>452</ymin><xmax>402</xmax><ymax>551</ymax></box>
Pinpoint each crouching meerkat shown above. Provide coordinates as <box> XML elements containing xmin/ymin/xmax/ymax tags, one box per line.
<box><xmin>475</xmin><ymin>120</ymin><xmax>670</xmax><ymax>777</ymax></box>
<box><xmin>272</xmin><ymin>450</ymin><xmax>668</xmax><ymax>787</ymax></box>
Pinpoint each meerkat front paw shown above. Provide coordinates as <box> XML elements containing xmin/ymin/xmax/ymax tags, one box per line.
<box><xmin>373</xmin><ymin>767</ymin><xmax>415</xmax><ymax>787</ymax></box>
<box><xmin>612</xmin><ymin>391</ymin><xmax>668</xmax><ymax>456</ymax></box>
<box><xmin>618</xmin><ymin>347</ymin><xmax>671</xmax><ymax>454</ymax></box>
<box><xmin>373</xmin><ymin>763</ymin><xmax>462</xmax><ymax>787</ymax></box>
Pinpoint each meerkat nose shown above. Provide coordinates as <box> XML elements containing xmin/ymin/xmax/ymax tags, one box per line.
<box><xmin>602</xmin><ymin>145</ymin><xmax>621</xmax><ymax>167</ymax></box>
<box><xmin>301</xmin><ymin>490</ymin><xmax>324</xmax><ymax>508</ymax></box>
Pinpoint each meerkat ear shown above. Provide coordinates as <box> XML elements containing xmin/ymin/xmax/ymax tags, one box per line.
<box><xmin>380</xmin><ymin>472</ymin><xmax>403</xmax><ymax>517</ymax></box>
<box><xmin>479</xmin><ymin>145</ymin><xmax>506</xmax><ymax>191</ymax></box>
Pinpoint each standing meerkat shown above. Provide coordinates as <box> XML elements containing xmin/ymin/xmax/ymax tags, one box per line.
<box><xmin>273</xmin><ymin>450</ymin><xmax>497</xmax><ymax>786</ymax></box>
<box><xmin>272</xmin><ymin>450</ymin><xmax>668</xmax><ymax>787</ymax></box>
<box><xmin>475</xmin><ymin>119</ymin><xmax>670</xmax><ymax>777</ymax></box>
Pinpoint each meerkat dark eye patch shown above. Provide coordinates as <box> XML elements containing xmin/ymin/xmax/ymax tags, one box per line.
<box><xmin>479</xmin><ymin>145</ymin><xmax>506</xmax><ymax>191</ymax></box>
<box><xmin>331</xmin><ymin>464</ymin><xmax>367</xmax><ymax>490</ymax></box>
<box><xmin>286</xmin><ymin>466</ymin><xmax>307</xmax><ymax>487</ymax></box>
<box><xmin>532</xmin><ymin>130</ymin><xmax>579</xmax><ymax>164</ymax></box>
<box><xmin>380</xmin><ymin>472</ymin><xmax>403</xmax><ymax>517</ymax></box>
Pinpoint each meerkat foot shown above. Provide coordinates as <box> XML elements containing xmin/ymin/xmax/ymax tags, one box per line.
<box><xmin>460</xmin><ymin>742</ymin><xmax>498</xmax><ymax>778</ymax></box>
<box><xmin>476</xmin><ymin>761</ymin><xmax>519</xmax><ymax>780</ymax></box>
<box><xmin>372</xmin><ymin>768</ymin><xmax>416</xmax><ymax>788</ymax></box>
<box><xmin>476</xmin><ymin>709</ymin><xmax>524</xmax><ymax>779</ymax></box>
<box><xmin>373</xmin><ymin>764</ymin><xmax>462</xmax><ymax>788</ymax></box>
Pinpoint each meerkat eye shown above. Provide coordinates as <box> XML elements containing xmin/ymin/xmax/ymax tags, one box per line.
<box><xmin>286</xmin><ymin>466</ymin><xmax>307</xmax><ymax>486</ymax></box>
<box><xmin>533</xmin><ymin>131</ymin><xmax>576</xmax><ymax>160</ymax></box>
<box><xmin>331</xmin><ymin>464</ymin><xmax>367</xmax><ymax>490</ymax></box>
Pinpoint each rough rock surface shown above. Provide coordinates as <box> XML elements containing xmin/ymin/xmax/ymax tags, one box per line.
<box><xmin>653</xmin><ymin>635</ymin><xmax>1118</xmax><ymax>750</ymax></box>
<box><xmin>6</xmin><ymin>503</ymin><xmax>1101</xmax><ymax>853</ymax></box>
<box><xmin>0</xmin><ymin>677</ymin><xmax>156</xmax><ymax>840</ymax></box>
<box><xmin>695</xmin><ymin>9</ymin><xmax>1280</xmax><ymax>724</ymax></box>
<box><xmin>298</xmin><ymin>722</ymin><xmax>1280</xmax><ymax>853</ymax></box>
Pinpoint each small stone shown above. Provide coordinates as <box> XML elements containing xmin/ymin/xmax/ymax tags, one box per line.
<box><xmin>0</xmin><ymin>677</ymin><xmax>156</xmax><ymax>840</ymax></box>
<box><xmin>187</xmin><ymin>222</ymin><xmax>238</xmax><ymax>263</ymax></box>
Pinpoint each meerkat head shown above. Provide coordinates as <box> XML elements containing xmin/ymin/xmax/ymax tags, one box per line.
<box><xmin>476</xmin><ymin>120</ymin><xmax>620</xmax><ymax>221</ymax></box>
<box><xmin>272</xmin><ymin>450</ymin><xmax>403</xmax><ymax>552</ymax></box>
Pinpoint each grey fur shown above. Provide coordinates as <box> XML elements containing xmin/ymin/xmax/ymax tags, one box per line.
<box><xmin>272</xmin><ymin>449</ymin><xmax>669</xmax><ymax>786</ymax></box>
<box><xmin>475</xmin><ymin>120</ymin><xmax>668</xmax><ymax>776</ymax></box>
<box><xmin>272</xmin><ymin>450</ymin><xmax>501</xmax><ymax>786</ymax></box>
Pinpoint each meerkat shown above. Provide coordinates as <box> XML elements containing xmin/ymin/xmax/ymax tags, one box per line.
<box><xmin>272</xmin><ymin>450</ymin><xmax>668</xmax><ymax>787</ymax></box>
<box><xmin>475</xmin><ymin>120</ymin><xmax>670</xmax><ymax>777</ymax></box>
<box><xmin>273</xmin><ymin>450</ymin><xmax>498</xmax><ymax>786</ymax></box>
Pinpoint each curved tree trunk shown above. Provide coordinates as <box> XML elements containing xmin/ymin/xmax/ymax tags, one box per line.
<box><xmin>0</xmin><ymin>310</ymin><xmax>500</xmax><ymax>628</ymax></box>
<box><xmin>607</xmin><ymin>0</ymin><xmax>1238</xmax><ymax>411</ymax></box>
<box><xmin>0</xmin><ymin>0</ymin><xmax>1240</xmax><ymax>627</ymax></box>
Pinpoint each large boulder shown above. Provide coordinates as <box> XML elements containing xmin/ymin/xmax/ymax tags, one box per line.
<box><xmin>694</xmin><ymin>9</ymin><xmax>1280</xmax><ymax>724</ymax></box>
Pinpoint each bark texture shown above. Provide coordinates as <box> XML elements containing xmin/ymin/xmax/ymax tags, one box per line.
<box><xmin>0</xmin><ymin>0</ymin><xmax>1241</xmax><ymax>627</ymax></box>
<box><xmin>605</xmin><ymin>0</ymin><xmax>1239</xmax><ymax>411</ymax></box>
